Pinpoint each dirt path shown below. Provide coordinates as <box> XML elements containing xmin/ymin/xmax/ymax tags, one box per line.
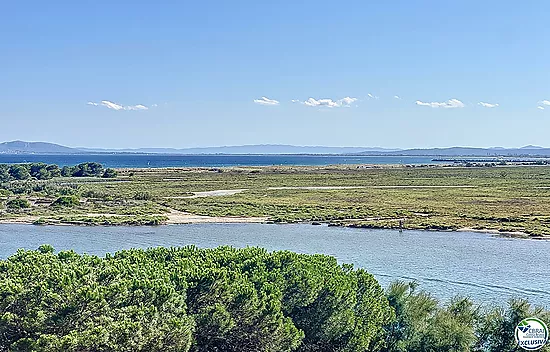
<box><xmin>165</xmin><ymin>185</ymin><xmax>478</xmax><ymax>200</ymax></box>
<box><xmin>187</xmin><ymin>189</ymin><xmax>248</xmax><ymax>198</ymax></box>
<box><xmin>0</xmin><ymin>216</ymin><xmax>41</xmax><ymax>224</ymax></box>
<box><xmin>165</xmin><ymin>209</ymin><xmax>268</xmax><ymax>224</ymax></box>
<box><xmin>164</xmin><ymin>189</ymin><xmax>248</xmax><ymax>199</ymax></box>
<box><xmin>268</xmin><ymin>185</ymin><xmax>476</xmax><ymax>190</ymax></box>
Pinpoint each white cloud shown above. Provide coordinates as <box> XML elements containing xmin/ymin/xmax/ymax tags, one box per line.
<box><xmin>100</xmin><ymin>100</ymin><xmax>125</xmax><ymax>110</ymax></box>
<box><xmin>367</xmin><ymin>93</ymin><xmax>379</xmax><ymax>99</ymax></box>
<box><xmin>87</xmin><ymin>100</ymin><xmax>150</xmax><ymax>111</ymax></box>
<box><xmin>538</xmin><ymin>106</ymin><xmax>545</xmax><ymax>110</ymax></box>
<box><xmin>539</xmin><ymin>100</ymin><xmax>550</xmax><ymax>106</ymax></box>
<box><xmin>126</xmin><ymin>104</ymin><xmax>148</xmax><ymax>111</ymax></box>
<box><xmin>478</xmin><ymin>102</ymin><xmax>499</xmax><ymax>108</ymax></box>
<box><xmin>298</xmin><ymin>96</ymin><xmax>358</xmax><ymax>108</ymax></box>
<box><xmin>253</xmin><ymin>96</ymin><xmax>280</xmax><ymax>106</ymax></box>
<box><xmin>338</xmin><ymin>97</ymin><xmax>358</xmax><ymax>105</ymax></box>
<box><xmin>415</xmin><ymin>99</ymin><xmax>465</xmax><ymax>109</ymax></box>
<box><xmin>394</xmin><ymin>95</ymin><xmax>401</xmax><ymax>100</ymax></box>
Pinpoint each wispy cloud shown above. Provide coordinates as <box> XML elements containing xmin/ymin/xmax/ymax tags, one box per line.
<box><xmin>478</xmin><ymin>102</ymin><xmax>499</xmax><ymax>108</ymax></box>
<box><xmin>100</xmin><ymin>101</ymin><xmax>125</xmax><ymax>110</ymax></box>
<box><xmin>367</xmin><ymin>93</ymin><xmax>379</xmax><ymax>100</ymax></box>
<box><xmin>126</xmin><ymin>104</ymin><xmax>148</xmax><ymax>111</ymax></box>
<box><xmin>87</xmin><ymin>100</ymin><xmax>150</xmax><ymax>111</ymax></box>
<box><xmin>296</xmin><ymin>97</ymin><xmax>358</xmax><ymax>108</ymax></box>
<box><xmin>415</xmin><ymin>99</ymin><xmax>465</xmax><ymax>109</ymax></box>
<box><xmin>394</xmin><ymin>95</ymin><xmax>401</xmax><ymax>100</ymax></box>
<box><xmin>253</xmin><ymin>97</ymin><xmax>280</xmax><ymax>106</ymax></box>
<box><xmin>537</xmin><ymin>100</ymin><xmax>550</xmax><ymax>110</ymax></box>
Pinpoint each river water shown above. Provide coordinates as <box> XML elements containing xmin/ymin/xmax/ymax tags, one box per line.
<box><xmin>0</xmin><ymin>223</ymin><xmax>548</xmax><ymax>308</ymax></box>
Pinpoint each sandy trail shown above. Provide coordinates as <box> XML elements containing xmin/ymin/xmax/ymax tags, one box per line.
<box><xmin>164</xmin><ymin>189</ymin><xmax>249</xmax><ymax>199</ymax></box>
<box><xmin>187</xmin><ymin>189</ymin><xmax>248</xmax><ymax>198</ymax></box>
<box><xmin>165</xmin><ymin>209</ymin><xmax>267</xmax><ymax>224</ymax></box>
<box><xmin>163</xmin><ymin>185</ymin><xmax>477</xmax><ymax>200</ymax></box>
<box><xmin>0</xmin><ymin>216</ymin><xmax>41</xmax><ymax>224</ymax></box>
<box><xmin>268</xmin><ymin>185</ymin><xmax>476</xmax><ymax>190</ymax></box>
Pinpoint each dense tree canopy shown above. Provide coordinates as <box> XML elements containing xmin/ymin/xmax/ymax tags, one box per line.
<box><xmin>0</xmin><ymin>162</ymin><xmax>113</xmax><ymax>182</ymax></box>
<box><xmin>0</xmin><ymin>247</ymin><xmax>548</xmax><ymax>352</ymax></box>
<box><xmin>0</xmin><ymin>246</ymin><xmax>392</xmax><ymax>352</ymax></box>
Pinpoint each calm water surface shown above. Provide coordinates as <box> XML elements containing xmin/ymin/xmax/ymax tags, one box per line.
<box><xmin>1</xmin><ymin>223</ymin><xmax>548</xmax><ymax>308</ymax></box>
<box><xmin>0</xmin><ymin>154</ymin><xmax>442</xmax><ymax>168</ymax></box>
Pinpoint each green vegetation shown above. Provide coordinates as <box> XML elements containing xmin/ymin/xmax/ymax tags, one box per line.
<box><xmin>51</xmin><ymin>195</ymin><xmax>80</xmax><ymax>207</ymax></box>
<box><xmin>5</xmin><ymin>198</ymin><xmax>30</xmax><ymax>209</ymax></box>
<box><xmin>102</xmin><ymin>168</ymin><xmax>117</xmax><ymax>178</ymax></box>
<box><xmin>0</xmin><ymin>246</ymin><xmax>547</xmax><ymax>351</ymax></box>
<box><xmin>383</xmin><ymin>281</ymin><xmax>550</xmax><ymax>352</ymax></box>
<box><xmin>2</xmin><ymin>164</ymin><xmax>550</xmax><ymax>235</ymax></box>
<box><xmin>0</xmin><ymin>162</ymin><xmax>108</xmax><ymax>182</ymax></box>
<box><xmin>33</xmin><ymin>214</ymin><xmax>168</xmax><ymax>226</ymax></box>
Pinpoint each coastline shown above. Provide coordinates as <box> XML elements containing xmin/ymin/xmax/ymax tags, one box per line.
<box><xmin>1</xmin><ymin>216</ymin><xmax>548</xmax><ymax>240</ymax></box>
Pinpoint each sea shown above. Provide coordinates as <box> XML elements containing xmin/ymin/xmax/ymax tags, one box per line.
<box><xmin>0</xmin><ymin>154</ymin><xmax>443</xmax><ymax>168</ymax></box>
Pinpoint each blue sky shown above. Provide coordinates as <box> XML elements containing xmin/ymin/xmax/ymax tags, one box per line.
<box><xmin>1</xmin><ymin>0</ymin><xmax>549</xmax><ymax>149</ymax></box>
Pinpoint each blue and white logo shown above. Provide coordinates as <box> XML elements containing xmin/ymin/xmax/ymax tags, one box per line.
<box><xmin>516</xmin><ymin>318</ymin><xmax>548</xmax><ymax>350</ymax></box>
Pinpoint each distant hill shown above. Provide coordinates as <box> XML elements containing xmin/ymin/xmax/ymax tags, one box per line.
<box><xmin>0</xmin><ymin>141</ymin><xmax>77</xmax><ymax>154</ymax></box>
<box><xmin>1</xmin><ymin>141</ymin><xmax>550</xmax><ymax>156</ymax></box>
<box><xmin>81</xmin><ymin>145</ymin><xmax>402</xmax><ymax>155</ymax></box>
<box><xmin>361</xmin><ymin>147</ymin><xmax>550</xmax><ymax>157</ymax></box>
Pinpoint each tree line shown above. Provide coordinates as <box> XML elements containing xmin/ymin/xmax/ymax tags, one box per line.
<box><xmin>0</xmin><ymin>246</ymin><xmax>547</xmax><ymax>352</ymax></box>
<box><xmin>0</xmin><ymin>162</ymin><xmax>117</xmax><ymax>182</ymax></box>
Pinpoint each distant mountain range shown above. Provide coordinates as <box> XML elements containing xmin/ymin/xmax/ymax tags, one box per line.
<box><xmin>0</xmin><ymin>141</ymin><xmax>401</xmax><ymax>155</ymax></box>
<box><xmin>0</xmin><ymin>141</ymin><xmax>77</xmax><ymax>154</ymax></box>
<box><xmin>357</xmin><ymin>146</ymin><xmax>550</xmax><ymax>157</ymax></box>
<box><xmin>2</xmin><ymin>140</ymin><xmax>550</xmax><ymax>157</ymax></box>
<box><xmin>79</xmin><ymin>145</ymin><xmax>401</xmax><ymax>155</ymax></box>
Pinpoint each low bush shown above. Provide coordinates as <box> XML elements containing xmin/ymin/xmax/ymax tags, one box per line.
<box><xmin>102</xmin><ymin>168</ymin><xmax>117</xmax><ymax>178</ymax></box>
<box><xmin>51</xmin><ymin>195</ymin><xmax>80</xmax><ymax>207</ymax></box>
<box><xmin>6</xmin><ymin>198</ymin><xmax>31</xmax><ymax>209</ymax></box>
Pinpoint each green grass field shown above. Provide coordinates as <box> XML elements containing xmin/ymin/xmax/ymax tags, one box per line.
<box><xmin>2</xmin><ymin>165</ymin><xmax>550</xmax><ymax>236</ymax></box>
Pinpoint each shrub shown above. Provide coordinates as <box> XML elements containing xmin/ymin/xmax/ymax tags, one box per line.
<box><xmin>0</xmin><ymin>164</ymin><xmax>11</xmax><ymax>182</ymax></box>
<box><xmin>8</xmin><ymin>165</ymin><xmax>30</xmax><ymax>180</ymax></box>
<box><xmin>60</xmin><ymin>166</ymin><xmax>74</xmax><ymax>177</ymax></box>
<box><xmin>102</xmin><ymin>168</ymin><xmax>117</xmax><ymax>178</ymax></box>
<box><xmin>71</xmin><ymin>162</ymin><xmax>104</xmax><ymax>177</ymax></box>
<box><xmin>6</xmin><ymin>198</ymin><xmax>31</xmax><ymax>209</ymax></box>
<box><xmin>80</xmin><ymin>189</ymin><xmax>112</xmax><ymax>200</ymax></box>
<box><xmin>51</xmin><ymin>195</ymin><xmax>80</xmax><ymax>207</ymax></box>
<box><xmin>134</xmin><ymin>191</ymin><xmax>153</xmax><ymax>200</ymax></box>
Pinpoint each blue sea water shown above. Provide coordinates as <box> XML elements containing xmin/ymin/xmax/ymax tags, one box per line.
<box><xmin>1</xmin><ymin>223</ymin><xmax>548</xmax><ymax>307</ymax></box>
<box><xmin>0</xmin><ymin>154</ymin><xmax>442</xmax><ymax>168</ymax></box>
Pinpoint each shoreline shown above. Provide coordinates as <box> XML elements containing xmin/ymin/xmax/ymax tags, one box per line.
<box><xmin>1</xmin><ymin>217</ymin><xmax>547</xmax><ymax>240</ymax></box>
